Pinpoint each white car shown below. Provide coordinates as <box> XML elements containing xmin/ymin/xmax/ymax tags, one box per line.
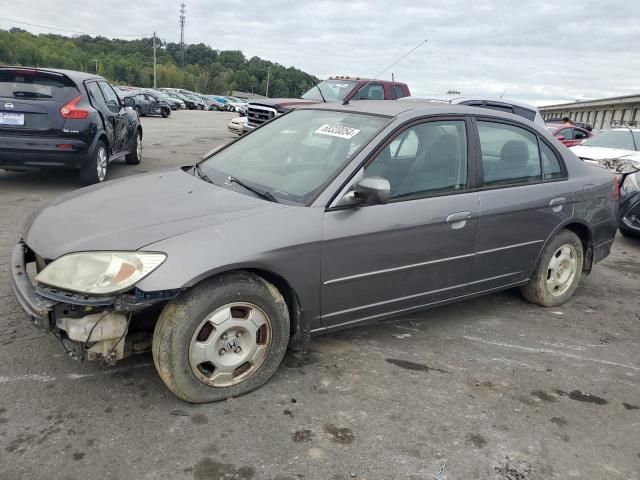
<box><xmin>400</xmin><ymin>94</ymin><xmax>545</xmax><ymax>126</ymax></box>
<box><xmin>227</xmin><ymin>116</ymin><xmax>248</xmax><ymax>136</ymax></box>
<box><xmin>569</xmin><ymin>127</ymin><xmax>640</xmax><ymax>164</ymax></box>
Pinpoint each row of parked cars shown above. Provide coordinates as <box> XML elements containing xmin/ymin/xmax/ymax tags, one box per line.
<box><xmin>118</xmin><ymin>86</ymin><xmax>250</xmax><ymax>114</ymax></box>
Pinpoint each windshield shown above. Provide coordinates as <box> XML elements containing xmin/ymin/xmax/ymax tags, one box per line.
<box><xmin>583</xmin><ymin>130</ymin><xmax>639</xmax><ymax>151</ymax></box>
<box><xmin>301</xmin><ymin>79</ymin><xmax>358</xmax><ymax>102</ymax></box>
<box><xmin>199</xmin><ymin>109</ymin><xmax>390</xmax><ymax>204</ymax></box>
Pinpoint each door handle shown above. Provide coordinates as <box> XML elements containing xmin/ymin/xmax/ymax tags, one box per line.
<box><xmin>549</xmin><ymin>197</ymin><xmax>566</xmax><ymax>212</ymax></box>
<box><xmin>445</xmin><ymin>211</ymin><xmax>471</xmax><ymax>229</ymax></box>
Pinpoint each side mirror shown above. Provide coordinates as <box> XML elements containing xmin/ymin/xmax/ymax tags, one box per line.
<box><xmin>354</xmin><ymin>177</ymin><xmax>390</xmax><ymax>204</ymax></box>
<box><xmin>123</xmin><ymin>97</ymin><xmax>135</xmax><ymax>108</ymax></box>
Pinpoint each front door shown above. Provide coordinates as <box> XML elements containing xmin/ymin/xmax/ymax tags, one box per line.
<box><xmin>320</xmin><ymin>118</ymin><xmax>479</xmax><ymax>330</ymax></box>
<box><xmin>469</xmin><ymin>119</ymin><xmax>573</xmax><ymax>292</ymax></box>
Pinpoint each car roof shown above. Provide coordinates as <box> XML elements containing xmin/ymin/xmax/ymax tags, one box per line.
<box><xmin>301</xmin><ymin>99</ymin><xmax>539</xmax><ymax>124</ymax></box>
<box><xmin>0</xmin><ymin>66</ymin><xmax>103</xmax><ymax>83</ymax></box>
<box><xmin>400</xmin><ymin>94</ymin><xmax>539</xmax><ymax>112</ymax></box>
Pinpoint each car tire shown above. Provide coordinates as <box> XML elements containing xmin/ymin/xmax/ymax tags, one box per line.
<box><xmin>152</xmin><ymin>271</ymin><xmax>290</xmax><ymax>403</ymax></box>
<box><xmin>125</xmin><ymin>131</ymin><xmax>142</xmax><ymax>165</ymax></box>
<box><xmin>520</xmin><ymin>229</ymin><xmax>584</xmax><ymax>307</ymax></box>
<box><xmin>80</xmin><ymin>140</ymin><xmax>108</xmax><ymax>184</ymax></box>
<box><xmin>161</xmin><ymin>107</ymin><xmax>170</xmax><ymax>118</ymax></box>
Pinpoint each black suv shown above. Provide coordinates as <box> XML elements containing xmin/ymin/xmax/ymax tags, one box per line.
<box><xmin>0</xmin><ymin>67</ymin><xmax>142</xmax><ymax>184</ymax></box>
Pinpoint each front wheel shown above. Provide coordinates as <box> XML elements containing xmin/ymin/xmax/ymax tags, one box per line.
<box><xmin>520</xmin><ymin>230</ymin><xmax>584</xmax><ymax>307</ymax></box>
<box><xmin>152</xmin><ymin>272</ymin><xmax>290</xmax><ymax>403</ymax></box>
<box><xmin>161</xmin><ymin>107</ymin><xmax>170</xmax><ymax>118</ymax></box>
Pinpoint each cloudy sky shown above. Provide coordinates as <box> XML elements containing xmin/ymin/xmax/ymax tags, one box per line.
<box><xmin>2</xmin><ymin>0</ymin><xmax>640</xmax><ymax>105</ymax></box>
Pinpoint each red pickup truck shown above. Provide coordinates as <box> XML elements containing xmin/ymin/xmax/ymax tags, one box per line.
<box><xmin>244</xmin><ymin>76</ymin><xmax>410</xmax><ymax>132</ymax></box>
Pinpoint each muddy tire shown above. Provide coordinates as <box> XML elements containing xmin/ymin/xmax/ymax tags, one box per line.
<box><xmin>152</xmin><ymin>272</ymin><xmax>290</xmax><ymax>403</ymax></box>
<box><xmin>521</xmin><ymin>229</ymin><xmax>584</xmax><ymax>307</ymax></box>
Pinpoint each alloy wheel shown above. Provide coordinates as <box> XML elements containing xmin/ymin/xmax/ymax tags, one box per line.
<box><xmin>96</xmin><ymin>146</ymin><xmax>108</xmax><ymax>182</ymax></box>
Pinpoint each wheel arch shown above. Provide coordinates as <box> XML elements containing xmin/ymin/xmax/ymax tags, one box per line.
<box><xmin>530</xmin><ymin>220</ymin><xmax>594</xmax><ymax>278</ymax></box>
<box><xmin>186</xmin><ymin>267</ymin><xmax>311</xmax><ymax>353</ymax></box>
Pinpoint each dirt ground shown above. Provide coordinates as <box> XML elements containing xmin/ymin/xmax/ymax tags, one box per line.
<box><xmin>0</xmin><ymin>110</ymin><xmax>638</xmax><ymax>480</ymax></box>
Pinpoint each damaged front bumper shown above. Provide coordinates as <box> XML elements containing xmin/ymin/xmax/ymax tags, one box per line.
<box><xmin>10</xmin><ymin>241</ymin><xmax>180</xmax><ymax>364</ymax></box>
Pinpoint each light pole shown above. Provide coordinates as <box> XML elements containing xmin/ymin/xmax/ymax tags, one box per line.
<box><xmin>250</xmin><ymin>85</ymin><xmax>254</xmax><ymax>95</ymax></box>
<box><xmin>265</xmin><ymin>66</ymin><xmax>271</xmax><ymax>98</ymax></box>
<box><xmin>153</xmin><ymin>31</ymin><xmax>157</xmax><ymax>88</ymax></box>
<box><xmin>92</xmin><ymin>59</ymin><xmax>99</xmax><ymax>73</ymax></box>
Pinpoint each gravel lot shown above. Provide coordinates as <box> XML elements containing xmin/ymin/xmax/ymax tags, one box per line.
<box><xmin>1</xmin><ymin>110</ymin><xmax>639</xmax><ymax>480</ymax></box>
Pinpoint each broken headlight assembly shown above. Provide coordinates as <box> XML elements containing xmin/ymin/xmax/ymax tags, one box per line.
<box><xmin>621</xmin><ymin>172</ymin><xmax>640</xmax><ymax>195</ymax></box>
<box><xmin>36</xmin><ymin>251</ymin><xmax>166</xmax><ymax>295</ymax></box>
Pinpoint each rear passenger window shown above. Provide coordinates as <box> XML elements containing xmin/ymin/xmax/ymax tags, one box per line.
<box><xmin>539</xmin><ymin>141</ymin><xmax>563</xmax><ymax>180</ymax></box>
<box><xmin>477</xmin><ymin>121</ymin><xmax>542</xmax><ymax>187</ymax></box>
<box><xmin>86</xmin><ymin>82</ymin><xmax>106</xmax><ymax>106</ymax></box>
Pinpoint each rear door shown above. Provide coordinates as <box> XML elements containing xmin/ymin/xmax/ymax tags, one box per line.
<box><xmin>469</xmin><ymin>118</ymin><xmax>573</xmax><ymax>292</ymax></box>
<box><xmin>97</xmin><ymin>81</ymin><xmax>128</xmax><ymax>153</ymax></box>
<box><xmin>85</xmin><ymin>81</ymin><xmax>117</xmax><ymax>151</ymax></box>
<box><xmin>0</xmin><ymin>69</ymin><xmax>80</xmax><ymax>136</ymax></box>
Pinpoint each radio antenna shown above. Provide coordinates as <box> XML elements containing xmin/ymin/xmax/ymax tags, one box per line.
<box><xmin>344</xmin><ymin>39</ymin><xmax>428</xmax><ymax>105</ymax></box>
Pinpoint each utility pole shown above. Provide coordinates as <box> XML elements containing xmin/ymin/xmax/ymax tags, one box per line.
<box><xmin>265</xmin><ymin>66</ymin><xmax>271</xmax><ymax>98</ymax></box>
<box><xmin>179</xmin><ymin>3</ymin><xmax>186</xmax><ymax>67</ymax></box>
<box><xmin>153</xmin><ymin>31</ymin><xmax>157</xmax><ymax>88</ymax></box>
<box><xmin>93</xmin><ymin>59</ymin><xmax>99</xmax><ymax>73</ymax></box>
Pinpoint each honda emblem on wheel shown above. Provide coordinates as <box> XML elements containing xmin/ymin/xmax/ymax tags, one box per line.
<box><xmin>225</xmin><ymin>337</ymin><xmax>239</xmax><ymax>352</ymax></box>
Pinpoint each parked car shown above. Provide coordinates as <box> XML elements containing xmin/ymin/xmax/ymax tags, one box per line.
<box><xmin>162</xmin><ymin>91</ymin><xmax>187</xmax><ymax>110</ymax></box>
<box><xmin>146</xmin><ymin>89</ymin><xmax>182</xmax><ymax>110</ymax></box>
<box><xmin>206</xmin><ymin>95</ymin><xmax>227</xmax><ymax>111</ymax></box>
<box><xmin>224</xmin><ymin>96</ymin><xmax>248</xmax><ymax>113</ymax></box>
<box><xmin>546</xmin><ymin>123</ymin><xmax>593</xmax><ymax>147</ymax></box>
<box><xmin>162</xmin><ymin>90</ymin><xmax>196</xmax><ymax>109</ymax></box>
<box><xmin>546</xmin><ymin>117</ymin><xmax>593</xmax><ymax>131</ymax></box>
<box><xmin>227</xmin><ymin>116</ymin><xmax>247</xmax><ymax>135</ymax></box>
<box><xmin>120</xmin><ymin>91</ymin><xmax>172</xmax><ymax>118</ymax></box>
<box><xmin>245</xmin><ymin>76</ymin><xmax>410</xmax><ymax>131</ymax></box>
<box><xmin>570</xmin><ymin>126</ymin><xmax>640</xmax><ymax>237</ymax></box>
<box><xmin>0</xmin><ymin>67</ymin><xmax>142</xmax><ymax>184</ymax></box>
<box><xmin>402</xmin><ymin>94</ymin><xmax>545</xmax><ymax>126</ymax></box>
<box><xmin>10</xmin><ymin>101</ymin><xmax>617</xmax><ymax>403</ymax></box>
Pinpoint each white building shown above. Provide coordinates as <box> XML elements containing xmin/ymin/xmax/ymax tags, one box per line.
<box><xmin>539</xmin><ymin>94</ymin><xmax>640</xmax><ymax>129</ymax></box>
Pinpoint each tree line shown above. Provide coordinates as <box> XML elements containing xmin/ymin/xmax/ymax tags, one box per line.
<box><xmin>0</xmin><ymin>28</ymin><xmax>318</xmax><ymax>97</ymax></box>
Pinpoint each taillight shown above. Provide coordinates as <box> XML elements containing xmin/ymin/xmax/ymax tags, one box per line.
<box><xmin>60</xmin><ymin>96</ymin><xmax>89</xmax><ymax>119</ymax></box>
<box><xmin>613</xmin><ymin>177</ymin><xmax>620</xmax><ymax>203</ymax></box>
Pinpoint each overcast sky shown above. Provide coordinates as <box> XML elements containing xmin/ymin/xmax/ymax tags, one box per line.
<box><xmin>2</xmin><ymin>0</ymin><xmax>640</xmax><ymax>105</ymax></box>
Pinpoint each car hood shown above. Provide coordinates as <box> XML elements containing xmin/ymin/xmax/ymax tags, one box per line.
<box><xmin>23</xmin><ymin>169</ymin><xmax>286</xmax><ymax>259</ymax></box>
<box><xmin>569</xmin><ymin>145</ymin><xmax>640</xmax><ymax>161</ymax></box>
<box><xmin>251</xmin><ymin>99</ymin><xmax>320</xmax><ymax>110</ymax></box>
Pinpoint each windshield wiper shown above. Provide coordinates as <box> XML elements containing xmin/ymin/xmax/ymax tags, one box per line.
<box><xmin>13</xmin><ymin>91</ymin><xmax>52</xmax><ymax>98</ymax></box>
<box><xmin>194</xmin><ymin>163</ymin><xmax>213</xmax><ymax>184</ymax></box>
<box><xmin>227</xmin><ymin>176</ymin><xmax>279</xmax><ymax>203</ymax></box>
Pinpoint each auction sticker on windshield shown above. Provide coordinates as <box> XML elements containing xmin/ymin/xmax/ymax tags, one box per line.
<box><xmin>315</xmin><ymin>124</ymin><xmax>360</xmax><ymax>139</ymax></box>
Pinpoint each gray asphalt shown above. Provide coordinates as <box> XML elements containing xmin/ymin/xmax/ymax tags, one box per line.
<box><xmin>1</xmin><ymin>110</ymin><xmax>639</xmax><ymax>480</ymax></box>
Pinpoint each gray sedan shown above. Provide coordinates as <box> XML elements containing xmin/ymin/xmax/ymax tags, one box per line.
<box><xmin>10</xmin><ymin>101</ymin><xmax>618</xmax><ymax>403</ymax></box>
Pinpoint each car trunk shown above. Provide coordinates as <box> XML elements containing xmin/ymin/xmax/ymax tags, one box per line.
<box><xmin>0</xmin><ymin>69</ymin><xmax>80</xmax><ymax>136</ymax></box>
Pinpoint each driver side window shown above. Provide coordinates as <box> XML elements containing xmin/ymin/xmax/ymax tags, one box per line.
<box><xmin>364</xmin><ymin>120</ymin><xmax>468</xmax><ymax>199</ymax></box>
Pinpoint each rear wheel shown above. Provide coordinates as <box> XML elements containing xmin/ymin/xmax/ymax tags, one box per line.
<box><xmin>520</xmin><ymin>230</ymin><xmax>584</xmax><ymax>307</ymax></box>
<box><xmin>125</xmin><ymin>131</ymin><xmax>142</xmax><ymax>165</ymax></box>
<box><xmin>619</xmin><ymin>226</ymin><xmax>640</xmax><ymax>238</ymax></box>
<box><xmin>161</xmin><ymin>107</ymin><xmax>170</xmax><ymax>118</ymax></box>
<box><xmin>80</xmin><ymin>140</ymin><xmax>108</xmax><ymax>184</ymax></box>
<box><xmin>152</xmin><ymin>272</ymin><xmax>290</xmax><ymax>403</ymax></box>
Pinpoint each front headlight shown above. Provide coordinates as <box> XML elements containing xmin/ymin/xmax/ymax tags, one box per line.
<box><xmin>36</xmin><ymin>251</ymin><xmax>166</xmax><ymax>295</ymax></box>
<box><xmin>621</xmin><ymin>172</ymin><xmax>640</xmax><ymax>195</ymax></box>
